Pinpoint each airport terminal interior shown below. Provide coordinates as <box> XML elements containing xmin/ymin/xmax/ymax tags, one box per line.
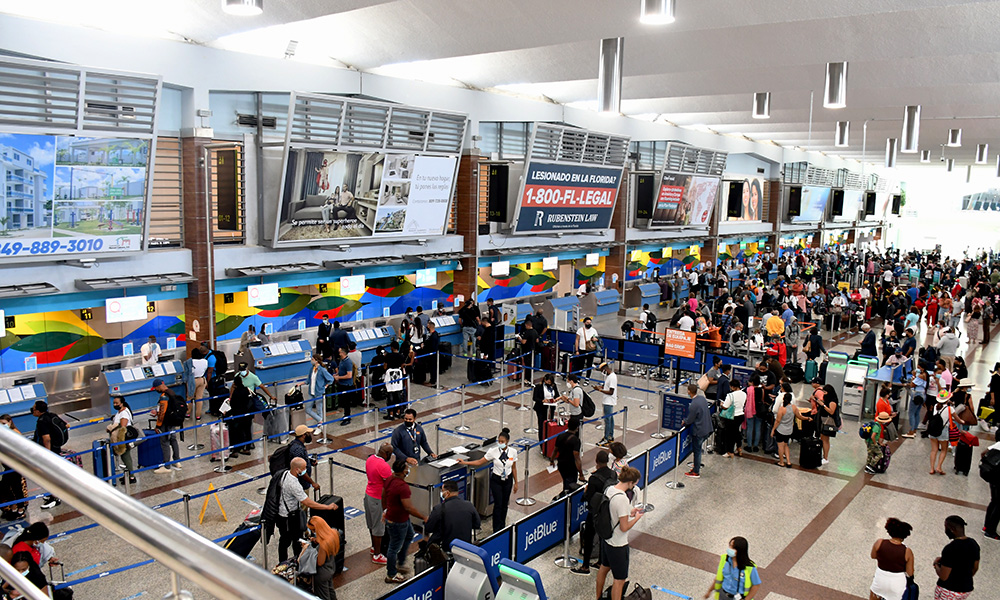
<box><xmin>1</xmin><ymin>2</ymin><xmax>1000</xmax><ymax>600</ymax></box>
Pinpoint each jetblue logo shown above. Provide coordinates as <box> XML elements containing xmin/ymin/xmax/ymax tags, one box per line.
<box><xmin>652</xmin><ymin>449</ymin><xmax>673</xmax><ymax>469</ymax></box>
<box><xmin>491</xmin><ymin>552</ymin><xmax>501</xmax><ymax>567</ymax></box>
<box><xmin>524</xmin><ymin>520</ymin><xmax>558</xmax><ymax>549</ymax></box>
<box><xmin>575</xmin><ymin>501</ymin><xmax>588</xmax><ymax>520</ymax></box>
<box><xmin>404</xmin><ymin>591</ymin><xmax>433</xmax><ymax>600</ymax></box>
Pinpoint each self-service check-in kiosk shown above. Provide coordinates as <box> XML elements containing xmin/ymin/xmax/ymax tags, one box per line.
<box><xmin>497</xmin><ymin>558</ymin><xmax>547</xmax><ymax>600</ymax></box>
<box><xmin>0</xmin><ymin>382</ymin><xmax>47</xmax><ymax>432</ymax></box>
<box><xmin>446</xmin><ymin>540</ymin><xmax>499</xmax><ymax>600</ymax></box>
<box><xmin>249</xmin><ymin>340</ymin><xmax>312</xmax><ymax>389</ymax></box>
<box><xmin>825</xmin><ymin>351</ymin><xmax>850</xmax><ymax>399</ymax></box>
<box><xmin>841</xmin><ymin>360</ymin><xmax>874</xmax><ymax>419</ymax></box>
<box><xmin>97</xmin><ymin>361</ymin><xmax>184</xmax><ymax>413</ymax></box>
<box><xmin>347</xmin><ymin>326</ymin><xmax>395</xmax><ymax>365</ymax></box>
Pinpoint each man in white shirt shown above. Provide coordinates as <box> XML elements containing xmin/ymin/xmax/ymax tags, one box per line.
<box><xmin>688</xmin><ymin>270</ymin><xmax>700</xmax><ymax>299</ymax></box>
<box><xmin>595</xmin><ymin>467</ymin><xmax>643</xmax><ymax>600</ymax></box>
<box><xmin>140</xmin><ymin>335</ymin><xmax>161</xmax><ymax>366</ymax></box>
<box><xmin>678</xmin><ymin>312</ymin><xmax>695</xmax><ymax>332</ymax></box>
<box><xmin>575</xmin><ymin>317</ymin><xmax>600</xmax><ymax>378</ymax></box>
<box><xmin>593</xmin><ymin>362</ymin><xmax>618</xmax><ymax>445</ymax></box>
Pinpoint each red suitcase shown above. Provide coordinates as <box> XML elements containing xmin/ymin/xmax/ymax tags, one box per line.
<box><xmin>542</xmin><ymin>419</ymin><xmax>567</xmax><ymax>459</ymax></box>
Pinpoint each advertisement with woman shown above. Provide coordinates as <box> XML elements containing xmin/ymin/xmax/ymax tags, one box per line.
<box><xmin>650</xmin><ymin>173</ymin><xmax>719</xmax><ymax>226</ymax></box>
<box><xmin>726</xmin><ymin>176</ymin><xmax>764</xmax><ymax>221</ymax></box>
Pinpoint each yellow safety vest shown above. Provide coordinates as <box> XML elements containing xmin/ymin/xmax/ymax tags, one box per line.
<box><xmin>714</xmin><ymin>554</ymin><xmax>754</xmax><ymax>600</ymax></box>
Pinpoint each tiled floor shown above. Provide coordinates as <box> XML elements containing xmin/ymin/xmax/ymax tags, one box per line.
<box><xmin>10</xmin><ymin>301</ymin><xmax>1000</xmax><ymax>600</ymax></box>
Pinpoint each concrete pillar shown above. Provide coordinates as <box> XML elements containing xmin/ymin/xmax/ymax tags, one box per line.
<box><xmin>453</xmin><ymin>152</ymin><xmax>481</xmax><ymax>303</ymax></box>
<box><xmin>182</xmin><ymin>136</ymin><xmax>216</xmax><ymax>356</ymax></box>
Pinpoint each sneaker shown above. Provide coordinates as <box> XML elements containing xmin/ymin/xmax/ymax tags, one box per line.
<box><xmin>172</xmin><ymin>464</ymin><xmax>183</xmax><ymax>470</ymax></box>
<box><xmin>340</xmin><ymin>419</ymin><xmax>352</xmax><ymax>426</ymax></box>
<box><xmin>821</xmin><ymin>459</ymin><xmax>829</xmax><ymax>465</ymax></box>
<box><xmin>901</xmin><ymin>433</ymin><xmax>916</xmax><ymax>439</ymax></box>
<box><xmin>154</xmin><ymin>467</ymin><xmax>172</xmax><ymax>474</ymax></box>
<box><xmin>372</xmin><ymin>554</ymin><xmax>388</xmax><ymax>564</ymax></box>
<box><xmin>40</xmin><ymin>498</ymin><xmax>60</xmax><ymax>510</ymax></box>
<box><xmin>570</xmin><ymin>566</ymin><xmax>591</xmax><ymax>575</ymax></box>
<box><xmin>385</xmin><ymin>574</ymin><xmax>407</xmax><ymax>584</ymax></box>
<box><xmin>396</xmin><ymin>563</ymin><xmax>412</xmax><ymax>574</ymax></box>
<box><xmin>984</xmin><ymin>532</ymin><xmax>1000</xmax><ymax>541</ymax></box>
<box><xmin>370</xmin><ymin>547</ymin><xmax>376</xmax><ymax>555</ymax></box>
<box><xmin>864</xmin><ymin>466</ymin><xmax>876</xmax><ymax>474</ymax></box>
<box><xmin>684</xmin><ymin>470</ymin><xmax>700</xmax><ymax>479</ymax></box>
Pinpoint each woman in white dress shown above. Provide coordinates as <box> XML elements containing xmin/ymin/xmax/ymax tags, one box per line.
<box><xmin>869</xmin><ymin>517</ymin><xmax>914</xmax><ymax>600</ymax></box>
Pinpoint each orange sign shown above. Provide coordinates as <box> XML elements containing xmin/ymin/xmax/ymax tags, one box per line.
<box><xmin>662</xmin><ymin>329</ymin><xmax>697</xmax><ymax>359</ymax></box>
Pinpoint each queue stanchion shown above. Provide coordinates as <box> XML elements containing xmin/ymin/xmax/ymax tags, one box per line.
<box><xmin>515</xmin><ymin>364</ymin><xmax>529</xmax><ymax>413</ymax></box>
<box><xmin>123</xmin><ymin>470</ymin><xmax>132</xmax><ymax>495</ymax></box>
<box><xmin>183</xmin><ymin>492</ymin><xmax>192</xmax><ymax>528</ymax></box>
<box><xmin>499</xmin><ymin>392</ymin><xmax>506</xmax><ymax>428</ymax></box>
<box><xmin>638</xmin><ymin>450</ymin><xmax>654</xmax><ymax>513</ymax></box>
<box><xmin>621</xmin><ymin>406</ymin><xmax>629</xmax><ymax>452</ymax></box>
<box><xmin>514</xmin><ymin>444</ymin><xmax>536</xmax><ymax>507</ymax></box>
<box><xmin>327</xmin><ymin>457</ymin><xmax>334</xmax><ymax>494</ymax></box>
<box><xmin>214</xmin><ymin>421</ymin><xmax>231</xmax><ymax>473</ymax></box>
<box><xmin>456</xmin><ymin>385</ymin><xmax>470</xmax><ymax>432</ymax></box>
<box><xmin>651</xmin><ymin>388</ymin><xmax>667</xmax><ymax>439</ymax></box>
<box><xmin>257</xmin><ymin>434</ymin><xmax>270</xmax><ymax>496</ymax></box>
<box><xmin>640</xmin><ymin>370</ymin><xmax>653</xmax><ymax>410</ymax></box>
<box><xmin>102</xmin><ymin>441</ymin><xmax>115</xmax><ymax>487</ymax></box>
<box><xmin>530</xmin><ymin>349</ymin><xmax>536</xmax><ymax>385</ymax></box>
<box><xmin>664</xmin><ymin>430</ymin><xmax>685</xmax><ymax>490</ymax></box>
<box><xmin>553</xmin><ymin>495</ymin><xmax>579</xmax><ymax>568</ymax></box>
<box><xmin>405</xmin><ymin>375</ymin><xmax>411</xmax><ymax>409</ymax></box>
<box><xmin>187</xmin><ymin>401</ymin><xmax>205</xmax><ymax>451</ymax></box>
<box><xmin>261</xmin><ymin>518</ymin><xmax>269</xmax><ymax>570</ymax></box>
<box><xmin>435</xmin><ymin>424</ymin><xmax>441</xmax><ymax>452</ymax></box>
<box><xmin>436</xmin><ymin>352</ymin><xmax>441</xmax><ymax>392</ymax></box>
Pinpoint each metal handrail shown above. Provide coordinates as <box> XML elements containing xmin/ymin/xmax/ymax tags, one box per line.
<box><xmin>0</xmin><ymin>426</ymin><xmax>315</xmax><ymax>600</ymax></box>
<box><xmin>0</xmin><ymin>553</ymin><xmax>49</xmax><ymax>600</ymax></box>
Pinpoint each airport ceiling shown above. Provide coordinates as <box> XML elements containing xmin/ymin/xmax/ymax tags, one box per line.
<box><xmin>3</xmin><ymin>0</ymin><xmax>1000</xmax><ymax>168</ymax></box>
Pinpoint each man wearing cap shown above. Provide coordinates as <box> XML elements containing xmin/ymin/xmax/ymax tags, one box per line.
<box><xmin>933</xmin><ymin>515</ymin><xmax>980</xmax><ymax>600</ymax></box>
<box><xmin>151</xmin><ymin>379</ymin><xmax>185</xmax><ymax>474</ymax></box>
<box><xmin>289</xmin><ymin>424</ymin><xmax>320</xmax><ymax>492</ymax></box>
<box><xmin>235</xmin><ymin>361</ymin><xmax>276</xmax><ymax>404</ymax></box>
<box><xmin>140</xmin><ymin>335</ymin><xmax>161</xmax><ymax>366</ymax></box>
<box><xmin>593</xmin><ymin>362</ymin><xmax>618</xmax><ymax>446</ymax></box>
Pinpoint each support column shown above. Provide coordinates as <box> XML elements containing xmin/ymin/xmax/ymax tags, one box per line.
<box><xmin>182</xmin><ymin>136</ymin><xmax>216</xmax><ymax>356</ymax></box>
<box><xmin>453</xmin><ymin>151</ymin><xmax>481</xmax><ymax>303</ymax></box>
<box><xmin>607</xmin><ymin>167</ymin><xmax>628</xmax><ymax>303</ymax></box>
<box><xmin>766</xmin><ymin>180</ymin><xmax>782</xmax><ymax>257</ymax></box>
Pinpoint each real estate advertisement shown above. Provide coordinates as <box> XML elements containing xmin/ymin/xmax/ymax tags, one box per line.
<box><xmin>274</xmin><ymin>149</ymin><xmax>457</xmax><ymax>244</ymax></box>
<box><xmin>0</xmin><ymin>133</ymin><xmax>149</xmax><ymax>259</ymax></box>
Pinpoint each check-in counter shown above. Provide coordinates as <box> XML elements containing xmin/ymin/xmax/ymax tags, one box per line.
<box><xmin>0</xmin><ymin>382</ymin><xmax>47</xmax><ymax>432</ymax></box>
<box><xmin>405</xmin><ymin>449</ymin><xmax>475</xmax><ymax>527</ymax></box>
<box><xmin>249</xmin><ymin>340</ymin><xmax>312</xmax><ymax>389</ymax></box>
<box><xmin>429</xmin><ymin>315</ymin><xmax>462</xmax><ymax>347</ymax></box>
<box><xmin>96</xmin><ymin>361</ymin><xmax>184</xmax><ymax>413</ymax></box>
<box><xmin>347</xmin><ymin>326</ymin><xmax>396</xmax><ymax>365</ymax></box>
<box><xmin>624</xmin><ymin>282</ymin><xmax>660</xmax><ymax>311</ymax></box>
<box><xmin>580</xmin><ymin>289</ymin><xmax>619</xmax><ymax>320</ymax></box>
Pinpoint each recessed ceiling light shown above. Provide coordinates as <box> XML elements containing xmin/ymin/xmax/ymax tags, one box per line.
<box><xmin>640</xmin><ymin>0</ymin><xmax>676</xmax><ymax>24</ymax></box>
<box><xmin>823</xmin><ymin>62</ymin><xmax>848</xmax><ymax>109</ymax></box>
<box><xmin>223</xmin><ymin>0</ymin><xmax>263</xmax><ymax>16</ymax></box>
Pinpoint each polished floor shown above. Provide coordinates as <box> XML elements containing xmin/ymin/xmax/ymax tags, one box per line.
<box><xmin>9</xmin><ymin>300</ymin><xmax>999</xmax><ymax>600</ymax></box>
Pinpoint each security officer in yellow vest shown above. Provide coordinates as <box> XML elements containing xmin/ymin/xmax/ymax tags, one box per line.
<box><xmin>704</xmin><ymin>536</ymin><xmax>761</xmax><ymax>600</ymax></box>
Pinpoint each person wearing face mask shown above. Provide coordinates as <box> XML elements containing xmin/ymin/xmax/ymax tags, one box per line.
<box><xmin>459</xmin><ymin>428</ymin><xmax>518</xmax><ymax>531</ymax></box>
<box><xmin>288</xmin><ymin>425</ymin><xmax>320</xmax><ymax>492</ymax></box>
<box><xmin>391</xmin><ymin>409</ymin><xmax>436</xmax><ymax>465</ymax></box>
<box><xmin>235</xmin><ymin>362</ymin><xmax>276</xmax><ymax>405</ymax></box>
<box><xmin>317</xmin><ymin>315</ymin><xmax>333</xmax><ymax>359</ymax></box>
<box><xmin>576</xmin><ymin>318</ymin><xmax>600</xmax><ymax>378</ymax></box>
<box><xmin>7</xmin><ymin>550</ymin><xmax>52</xmax><ymax>599</ymax></box>
<box><xmin>705</xmin><ymin>536</ymin><xmax>761</xmax><ymax>600</ymax></box>
<box><xmin>382</xmin><ymin>459</ymin><xmax>427</xmax><ymax>583</ymax></box>
<box><xmin>329</xmin><ymin>320</ymin><xmax>349</xmax><ymax>358</ymax></box>
<box><xmin>306</xmin><ymin>354</ymin><xmax>335</xmax><ymax>426</ymax></box>
<box><xmin>269</xmin><ymin>457</ymin><xmax>339</xmax><ymax>564</ymax></box>
<box><xmin>595</xmin><ymin>467</ymin><xmax>644</xmax><ymax>600</ymax></box>
<box><xmin>107</xmin><ymin>396</ymin><xmax>137</xmax><ymax>485</ymax></box>
<box><xmin>0</xmin><ymin>415</ymin><xmax>26</xmax><ymax>521</ymax></box>
<box><xmin>532</xmin><ymin>374</ymin><xmax>560</xmax><ymax>443</ymax></box>
<box><xmin>423</xmin><ymin>480</ymin><xmax>480</xmax><ymax>554</ymax></box>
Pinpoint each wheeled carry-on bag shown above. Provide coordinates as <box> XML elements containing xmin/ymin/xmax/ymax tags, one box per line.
<box><xmin>209</xmin><ymin>423</ymin><xmax>229</xmax><ymax>462</ymax></box>
<box><xmin>542</xmin><ymin>420</ymin><xmax>568</xmax><ymax>459</ymax></box>
<box><xmin>224</xmin><ymin>510</ymin><xmax>262</xmax><ymax>559</ymax></box>
<box><xmin>311</xmin><ymin>494</ymin><xmax>347</xmax><ymax>574</ymax></box>
<box><xmin>799</xmin><ymin>436</ymin><xmax>823</xmax><ymax>469</ymax></box>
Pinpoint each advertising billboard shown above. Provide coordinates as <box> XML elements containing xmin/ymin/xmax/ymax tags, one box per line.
<box><xmin>273</xmin><ymin>149</ymin><xmax>457</xmax><ymax>245</ymax></box>
<box><xmin>512</xmin><ymin>161</ymin><xmax>623</xmax><ymax>233</ymax></box>
<box><xmin>651</xmin><ymin>173</ymin><xmax>719</xmax><ymax>226</ymax></box>
<box><xmin>0</xmin><ymin>133</ymin><xmax>150</xmax><ymax>259</ymax></box>
<box><xmin>835</xmin><ymin>190</ymin><xmax>863</xmax><ymax>221</ymax></box>
<box><xmin>790</xmin><ymin>186</ymin><xmax>831</xmax><ymax>222</ymax></box>
<box><xmin>724</xmin><ymin>176</ymin><xmax>765</xmax><ymax>221</ymax></box>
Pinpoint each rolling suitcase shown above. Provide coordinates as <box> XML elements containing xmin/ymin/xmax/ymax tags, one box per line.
<box><xmin>804</xmin><ymin>359</ymin><xmax>818</xmax><ymax>384</ymax></box>
<box><xmin>438</xmin><ymin>342</ymin><xmax>452</xmax><ymax>373</ymax></box>
<box><xmin>955</xmin><ymin>440</ymin><xmax>973</xmax><ymax>475</ymax></box>
<box><xmin>209</xmin><ymin>423</ymin><xmax>229</xmax><ymax>462</ymax></box>
<box><xmin>311</xmin><ymin>494</ymin><xmax>346</xmax><ymax>574</ymax></box>
<box><xmin>136</xmin><ymin>429</ymin><xmax>164</xmax><ymax>468</ymax></box>
<box><xmin>818</xmin><ymin>360</ymin><xmax>829</xmax><ymax>385</ymax></box>
<box><xmin>92</xmin><ymin>440</ymin><xmax>112</xmax><ymax>480</ymax></box>
<box><xmin>224</xmin><ymin>510</ymin><xmax>262</xmax><ymax>558</ymax></box>
<box><xmin>874</xmin><ymin>445</ymin><xmax>893</xmax><ymax>473</ymax></box>
<box><xmin>542</xmin><ymin>420</ymin><xmax>567</xmax><ymax>459</ymax></box>
<box><xmin>799</xmin><ymin>436</ymin><xmax>823</xmax><ymax>469</ymax></box>
<box><xmin>541</xmin><ymin>343</ymin><xmax>557</xmax><ymax>373</ymax></box>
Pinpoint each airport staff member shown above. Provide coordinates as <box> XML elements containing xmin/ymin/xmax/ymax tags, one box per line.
<box><xmin>458</xmin><ymin>427</ymin><xmax>518</xmax><ymax>531</ymax></box>
<box><xmin>141</xmin><ymin>335</ymin><xmax>161</xmax><ymax>366</ymax></box>
<box><xmin>391</xmin><ymin>409</ymin><xmax>436</xmax><ymax>465</ymax></box>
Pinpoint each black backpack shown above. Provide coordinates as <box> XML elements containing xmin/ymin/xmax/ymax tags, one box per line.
<box><xmin>211</xmin><ymin>350</ymin><xmax>229</xmax><ymax>377</ymax></box>
<box><xmin>926</xmin><ymin>408</ymin><xmax>945</xmax><ymax>438</ymax></box>
<box><xmin>593</xmin><ymin>488</ymin><xmax>626</xmax><ymax>540</ymax></box>
<box><xmin>268</xmin><ymin>444</ymin><xmax>293</xmax><ymax>475</ymax></box>
<box><xmin>980</xmin><ymin>448</ymin><xmax>1000</xmax><ymax>482</ymax></box>
<box><xmin>645</xmin><ymin>310</ymin><xmax>657</xmax><ymax>329</ymax></box>
<box><xmin>581</xmin><ymin>390</ymin><xmax>596</xmax><ymax>418</ymax></box>
<box><xmin>46</xmin><ymin>413</ymin><xmax>69</xmax><ymax>448</ymax></box>
<box><xmin>164</xmin><ymin>394</ymin><xmax>188</xmax><ymax>427</ymax></box>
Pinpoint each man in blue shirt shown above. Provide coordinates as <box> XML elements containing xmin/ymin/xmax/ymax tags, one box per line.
<box><xmin>683</xmin><ymin>382</ymin><xmax>713</xmax><ymax>479</ymax></box>
<box><xmin>333</xmin><ymin>346</ymin><xmax>355</xmax><ymax>425</ymax></box>
<box><xmin>906</xmin><ymin>285</ymin><xmax>920</xmax><ymax>304</ymax></box>
<box><xmin>391</xmin><ymin>409</ymin><xmax>436</xmax><ymax>465</ymax></box>
<box><xmin>330</xmin><ymin>320</ymin><xmax>350</xmax><ymax>356</ymax></box>
<box><xmin>780</xmin><ymin>303</ymin><xmax>795</xmax><ymax>331</ymax></box>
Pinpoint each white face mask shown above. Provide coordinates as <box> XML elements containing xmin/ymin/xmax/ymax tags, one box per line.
<box><xmin>726</xmin><ymin>548</ymin><xmax>737</xmax><ymax>557</ymax></box>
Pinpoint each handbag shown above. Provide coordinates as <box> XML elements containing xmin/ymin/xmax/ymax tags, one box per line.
<box><xmin>124</xmin><ymin>425</ymin><xmax>140</xmax><ymax>441</ymax></box>
<box><xmin>698</xmin><ymin>373</ymin><xmax>710</xmax><ymax>391</ymax></box>
<box><xmin>298</xmin><ymin>544</ymin><xmax>318</xmax><ymax>575</ymax></box>
<box><xmin>820</xmin><ymin>414</ymin><xmax>838</xmax><ymax>437</ymax></box>
<box><xmin>721</xmin><ymin>394</ymin><xmax>736</xmax><ymax>420</ymax></box>
<box><xmin>623</xmin><ymin>583</ymin><xmax>652</xmax><ymax>600</ymax></box>
<box><xmin>948</xmin><ymin>409</ymin><xmax>960</xmax><ymax>446</ymax></box>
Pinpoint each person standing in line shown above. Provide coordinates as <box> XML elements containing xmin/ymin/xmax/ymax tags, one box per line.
<box><xmin>932</xmin><ymin>515</ymin><xmax>979</xmax><ymax>600</ymax></box>
<box><xmin>705</xmin><ymin>536</ymin><xmax>761</xmax><ymax>600</ymax></box>
<box><xmin>185</xmin><ymin>347</ymin><xmax>208</xmax><ymax>420</ymax></box>
<box><xmin>572</xmin><ymin>449</ymin><xmax>616</xmax><ymax>576</ymax></box>
<box><xmin>551</xmin><ymin>417</ymin><xmax>585</xmax><ymax>496</ymax></box>
<box><xmin>719</xmin><ymin>378</ymin><xmax>745</xmax><ymax>458</ymax></box>
<box><xmin>150</xmin><ymin>380</ymin><xmax>185</xmax><ymax>475</ymax></box>
<box><xmin>30</xmin><ymin>401</ymin><xmax>66</xmax><ymax>509</ymax></box>
<box><xmin>575</xmin><ymin>317</ymin><xmax>600</xmax><ymax>378</ymax></box>
<box><xmin>423</xmin><ymin>480</ymin><xmax>480</xmax><ymax>551</ymax></box>
<box><xmin>458</xmin><ymin>299</ymin><xmax>480</xmax><ymax>357</ymax></box>
<box><xmin>382</xmin><ymin>459</ymin><xmax>427</xmax><ymax>584</ymax></box>
<box><xmin>364</xmin><ymin>443</ymin><xmax>393</xmax><ymax>565</ymax></box>
<box><xmin>332</xmin><ymin>346</ymin><xmax>355</xmax><ymax>426</ymax></box>
<box><xmin>983</xmin><ymin>432</ymin><xmax>1000</xmax><ymax>540</ymax></box>
<box><xmin>107</xmin><ymin>396</ymin><xmax>137</xmax><ymax>485</ymax></box>
<box><xmin>306</xmin><ymin>354</ymin><xmax>335</xmax><ymax>426</ymax></box>
<box><xmin>271</xmin><ymin>458</ymin><xmax>339</xmax><ymax>564</ymax></box>
<box><xmin>532</xmin><ymin>374</ymin><xmax>560</xmax><ymax>443</ymax></box>
<box><xmin>594</xmin><ymin>467</ymin><xmax>643</xmax><ymax>600</ymax></box>
<box><xmin>458</xmin><ymin>428</ymin><xmax>518</xmax><ymax>532</ymax></box>
<box><xmin>868</xmin><ymin>517</ymin><xmax>914</xmax><ymax>600</ymax></box>
<box><xmin>0</xmin><ymin>415</ymin><xmax>27</xmax><ymax>520</ymax></box>
<box><xmin>593</xmin><ymin>362</ymin><xmax>618</xmax><ymax>446</ymax></box>
<box><xmin>683</xmin><ymin>382</ymin><xmax>713</xmax><ymax>479</ymax></box>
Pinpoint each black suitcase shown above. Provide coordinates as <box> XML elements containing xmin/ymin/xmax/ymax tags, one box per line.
<box><xmin>438</xmin><ymin>342</ymin><xmax>452</xmax><ymax>373</ymax></box>
<box><xmin>817</xmin><ymin>361</ymin><xmax>829</xmax><ymax>385</ymax></box>
<box><xmin>224</xmin><ymin>522</ymin><xmax>261</xmax><ymax>559</ymax></box>
<box><xmin>311</xmin><ymin>494</ymin><xmax>346</xmax><ymax>574</ymax></box>
<box><xmin>955</xmin><ymin>440</ymin><xmax>973</xmax><ymax>475</ymax></box>
<box><xmin>799</xmin><ymin>436</ymin><xmax>822</xmax><ymax>469</ymax></box>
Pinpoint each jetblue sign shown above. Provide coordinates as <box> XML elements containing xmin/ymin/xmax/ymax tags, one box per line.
<box><xmin>570</xmin><ymin>487</ymin><xmax>587</xmax><ymax>535</ymax></box>
<box><xmin>515</xmin><ymin>499</ymin><xmax>566</xmax><ymax>563</ymax></box>
<box><xmin>627</xmin><ymin>452</ymin><xmax>647</xmax><ymax>487</ymax></box>
<box><xmin>647</xmin><ymin>438</ymin><xmax>675</xmax><ymax>483</ymax></box>
<box><xmin>376</xmin><ymin>565</ymin><xmax>445</xmax><ymax>600</ymax></box>
<box><xmin>477</xmin><ymin>527</ymin><xmax>511</xmax><ymax>590</ymax></box>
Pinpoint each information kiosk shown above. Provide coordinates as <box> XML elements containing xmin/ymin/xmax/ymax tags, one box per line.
<box><xmin>496</xmin><ymin>558</ymin><xmax>548</xmax><ymax>600</ymax></box>
<box><xmin>97</xmin><ymin>361</ymin><xmax>184</xmax><ymax>413</ymax></box>
<box><xmin>446</xmin><ymin>540</ymin><xmax>499</xmax><ymax>600</ymax></box>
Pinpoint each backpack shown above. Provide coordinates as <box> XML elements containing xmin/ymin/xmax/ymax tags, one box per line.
<box><xmin>979</xmin><ymin>448</ymin><xmax>1000</xmax><ymax>482</ymax></box>
<box><xmin>211</xmin><ymin>350</ymin><xmax>229</xmax><ymax>377</ymax></box>
<box><xmin>384</xmin><ymin>367</ymin><xmax>404</xmax><ymax>393</ymax></box>
<box><xmin>593</xmin><ymin>489</ymin><xmax>626</xmax><ymax>540</ymax></box>
<box><xmin>164</xmin><ymin>394</ymin><xmax>188</xmax><ymax>427</ymax></box>
<box><xmin>645</xmin><ymin>310</ymin><xmax>657</xmax><ymax>329</ymax></box>
<box><xmin>46</xmin><ymin>413</ymin><xmax>69</xmax><ymax>448</ymax></box>
<box><xmin>859</xmin><ymin>422</ymin><xmax>875</xmax><ymax>440</ymax></box>
<box><xmin>581</xmin><ymin>389</ymin><xmax>596</xmax><ymax>418</ymax></box>
<box><xmin>926</xmin><ymin>407</ymin><xmax>945</xmax><ymax>438</ymax></box>
<box><xmin>268</xmin><ymin>444</ymin><xmax>293</xmax><ymax>475</ymax></box>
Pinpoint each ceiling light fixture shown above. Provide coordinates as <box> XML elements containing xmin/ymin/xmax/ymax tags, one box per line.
<box><xmin>284</xmin><ymin>40</ymin><xmax>298</xmax><ymax>59</ymax></box>
<box><xmin>996</xmin><ymin>155</ymin><xmax>1000</xmax><ymax>178</ymax></box>
<box><xmin>946</xmin><ymin>158</ymin><xmax>955</xmax><ymax>172</ymax></box>
<box><xmin>976</xmin><ymin>143</ymin><xmax>989</xmax><ymax>164</ymax></box>
<box><xmin>222</xmin><ymin>0</ymin><xmax>263</xmax><ymax>16</ymax></box>
<box><xmin>597</xmin><ymin>37</ymin><xmax>624</xmax><ymax>114</ymax></box>
<box><xmin>834</xmin><ymin>121</ymin><xmax>850</xmax><ymax>147</ymax></box>
<box><xmin>640</xmin><ymin>0</ymin><xmax>676</xmax><ymax>24</ymax></box>
<box><xmin>920</xmin><ymin>150</ymin><xmax>931</xmax><ymax>163</ymax></box>
<box><xmin>947</xmin><ymin>128</ymin><xmax>962</xmax><ymax>147</ymax></box>
<box><xmin>885</xmin><ymin>138</ymin><xmax>898</xmax><ymax>168</ymax></box>
<box><xmin>900</xmin><ymin>105</ymin><xmax>920</xmax><ymax>153</ymax></box>
<box><xmin>967</xmin><ymin>165</ymin><xmax>973</xmax><ymax>183</ymax></box>
<box><xmin>752</xmin><ymin>92</ymin><xmax>770</xmax><ymax>119</ymax></box>
<box><xmin>823</xmin><ymin>61</ymin><xmax>848</xmax><ymax>109</ymax></box>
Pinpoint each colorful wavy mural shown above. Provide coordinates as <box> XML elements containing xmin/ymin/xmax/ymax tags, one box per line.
<box><xmin>477</xmin><ymin>261</ymin><xmax>560</xmax><ymax>302</ymax></box>
<box><xmin>625</xmin><ymin>248</ymin><xmax>699</xmax><ymax>281</ymax></box>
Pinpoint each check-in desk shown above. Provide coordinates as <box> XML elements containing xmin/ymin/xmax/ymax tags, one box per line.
<box><xmin>0</xmin><ymin>382</ymin><xmax>47</xmax><ymax>432</ymax></box>
<box><xmin>624</xmin><ymin>282</ymin><xmax>660</xmax><ymax>311</ymax></box>
<box><xmin>429</xmin><ymin>315</ymin><xmax>462</xmax><ymax>347</ymax></box>
<box><xmin>249</xmin><ymin>341</ymin><xmax>312</xmax><ymax>392</ymax></box>
<box><xmin>406</xmin><ymin>451</ymin><xmax>473</xmax><ymax>528</ymax></box>
<box><xmin>97</xmin><ymin>361</ymin><xmax>184</xmax><ymax>413</ymax></box>
<box><xmin>347</xmin><ymin>326</ymin><xmax>396</xmax><ymax>365</ymax></box>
